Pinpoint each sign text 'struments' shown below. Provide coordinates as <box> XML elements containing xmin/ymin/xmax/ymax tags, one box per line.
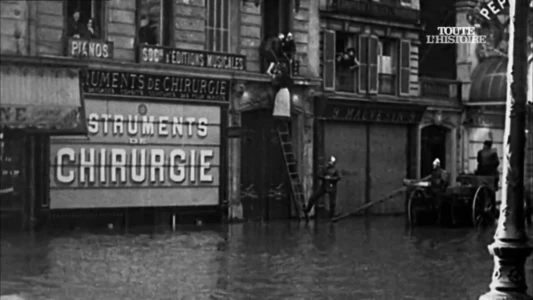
<box><xmin>83</xmin><ymin>70</ymin><xmax>230</xmax><ymax>102</ymax></box>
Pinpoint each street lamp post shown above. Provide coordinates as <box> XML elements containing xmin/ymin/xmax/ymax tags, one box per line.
<box><xmin>479</xmin><ymin>0</ymin><xmax>533</xmax><ymax>299</ymax></box>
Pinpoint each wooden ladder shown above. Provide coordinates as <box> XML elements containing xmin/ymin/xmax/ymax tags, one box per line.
<box><xmin>277</xmin><ymin>122</ymin><xmax>308</xmax><ymax>220</ymax></box>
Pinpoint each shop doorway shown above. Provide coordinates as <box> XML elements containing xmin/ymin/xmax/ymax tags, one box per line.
<box><xmin>420</xmin><ymin>125</ymin><xmax>448</xmax><ymax>178</ymax></box>
<box><xmin>240</xmin><ymin>110</ymin><xmax>291</xmax><ymax>221</ymax></box>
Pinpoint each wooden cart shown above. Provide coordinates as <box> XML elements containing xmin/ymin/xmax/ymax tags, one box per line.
<box><xmin>405</xmin><ymin>174</ymin><xmax>498</xmax><ymax>226</ymax></box>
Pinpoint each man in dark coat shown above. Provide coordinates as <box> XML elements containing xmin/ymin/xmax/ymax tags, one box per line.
<box><xmin>476</xmin><ymin>140</ymin><xmax>500</xmax><ymax>189</ymax></box>
<box><xmin>305</xmin><ymin>156</ymin><xmax>341</xmax><ymax>219</ymax></box>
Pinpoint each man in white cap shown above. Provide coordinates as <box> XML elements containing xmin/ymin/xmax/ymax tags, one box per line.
<box><xmin>304</xmin><ymin>156</ymin><xmax>341</xmax><ymax>220</ymax></box>
<box><xmin>430</xmin><ymin>158</ymin><xmax>450</xmax><ymax>224</ymax></box>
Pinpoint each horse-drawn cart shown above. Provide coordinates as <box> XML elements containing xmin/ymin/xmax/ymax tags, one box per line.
<box><xmin>405</xmin><ymin>174</ymin><xmax>498</xmax><ymax>226</ymax></box>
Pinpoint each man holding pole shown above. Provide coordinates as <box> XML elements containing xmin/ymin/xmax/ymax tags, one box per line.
<box><xmin>304</xmin><ymin>156</ymin><xmax>341</xmax><ymax>220</ymax></box>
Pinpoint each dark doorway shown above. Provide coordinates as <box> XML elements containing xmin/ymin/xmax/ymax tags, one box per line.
<box><xmin>240</xmin><ymin>110</ymin><xmax>291</xmax><ymax>221</ymax></box>
<box><xmin>420</xmin><ymin>125</ymin><xmax>448</xmax><ymax>178</ymax></box>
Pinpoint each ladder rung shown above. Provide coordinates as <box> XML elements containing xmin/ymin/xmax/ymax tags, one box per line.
<box><xmin>289</xmin><ymin>172</ymin><xmax>298</xmax><ymax>177</ymax></box>
<box><xmin>278</xmin><ymin>130</ymin><xmax>290</xmax><ymax>135</ymax></box>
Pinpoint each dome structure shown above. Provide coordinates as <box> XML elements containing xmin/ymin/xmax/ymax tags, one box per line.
<box><xmin>469</xmin><ymin>57</ymin><xmax>508</xmax><ymax>102</ymax></box>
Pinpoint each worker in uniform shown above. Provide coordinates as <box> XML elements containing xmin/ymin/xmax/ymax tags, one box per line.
<box><xmin>304</xmin><ymin>156</ymin><xmax>341</xmax><ymax>220</ymax></box>
<box><xmin>430</xmin><ymin>158</ymin><xmax>450</xmax><ymax>224</ymax></box>
<box><xmin>476</xmin><ymin>140</ymin><xmax>500</xmax><ymax>189</ymax></box>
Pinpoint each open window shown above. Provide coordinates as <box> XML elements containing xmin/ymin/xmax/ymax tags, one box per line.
<box><xmin>65</xmin><ymin>0</ymin><xmax>104</xmax><ymax>39</ymax></box>
<box><xmin>261</xmin><ymin>0</ymin><xmax>292</xmax><ymax>72</ymax></box>
<box><xmin>206</xmin><ymin>0</ymin><xmax>231</xmax><ymax>52</ymax></box>
<box><xmin>335</xmin><ymin>32</ymin><xmax>359</xmax><ymax>93</ymax></box>
<box><xmin>137</xmin><ymin>0</ymin><xmax>174</xmax><ymax>46</ymax></box>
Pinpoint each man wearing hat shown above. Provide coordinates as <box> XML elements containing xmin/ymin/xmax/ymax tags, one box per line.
<box><xmin>476</xmin><ymin>139</ymin><xmax>500</xmax><ymax>189</ymax></box>
<box><xmin>429</xmin><ymin>158</ymin><xmax>450</xmax><ymax>224</ymax></box>
<box><xmin>304</xmin><ymin>156</ymin><xmax>341</xmax><ymax>220</ymax></box>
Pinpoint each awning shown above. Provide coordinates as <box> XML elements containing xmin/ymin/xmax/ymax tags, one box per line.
<box><xmin>469</xmin><ymin>57</ymin><xmax>507</xmax><ymax>103</ymax></box>
<box><xmin>0</xmin><ymin>65</ymin><xmax>87</xmax><ymax>134</ymax></box>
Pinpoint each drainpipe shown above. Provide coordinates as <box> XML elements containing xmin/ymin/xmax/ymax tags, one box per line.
<box><xmin>479</xmin><ymin>0</ymin><xmax>532</xmax><ymax>299</ymax></box>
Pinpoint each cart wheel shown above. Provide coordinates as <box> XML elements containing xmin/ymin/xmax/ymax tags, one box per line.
<box><xmin>408</xmin><ymin>189</ymin><xmax>427</xmax><ymax>225</ymax></box>
<box><xmin>472</xmin><ymin>185</ymin><xmax>496</xmax><ymax>226</ymax></box>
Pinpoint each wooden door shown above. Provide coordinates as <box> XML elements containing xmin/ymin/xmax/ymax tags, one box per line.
<box><xmin>324</xmin><ymin>123</ymin><xmax>367</xmax><ymax>215</ymax></box>
<box><xmin>369</xmin><ymin>124</ymin><xmax>408</xmax><ymax>214</ymax></box>
<box><xmin>240</xmin><ymin>110</ymin><xmax>290</xmax><ymax>221</ymax></box>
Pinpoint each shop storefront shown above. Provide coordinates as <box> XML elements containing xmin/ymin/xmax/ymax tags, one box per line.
<box><xmin>0</xmin><ymin>57</ymin><xmax>87</xmax><ymax>230</ymax></box>
<box><xmin>49</xmin><ymin>69</ymin><xmax>228</xmax><ymax>217</ymax></box>
<box><xmin>464</xmin><ymin>57</ymin><xmax>507</xmax><ymax>202</ymax></box>
<box><xmin>314</xmin><ymin>98</ymin><xmax>426</xmax><ymax>215</ymax></box>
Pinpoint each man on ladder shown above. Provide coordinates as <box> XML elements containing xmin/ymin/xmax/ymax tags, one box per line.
<box><xmin>304</xmin><ymin>156</ymin><xmax>341</xmax><ymax>220</ymax></box>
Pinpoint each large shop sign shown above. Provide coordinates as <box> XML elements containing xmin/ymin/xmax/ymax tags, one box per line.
<box><xmin>83</xmin><ymin>70</ymin><xmax>230</xmax><ymax>102</ymax></box>
<box><xmin>67</xmin><ymin>38</ymin><xmax>114</xmax><ymax>60</ymax></box>
<box><xmin>50</xmin><ymin>100</ymin><xmax>221</xmax><ymax>208</ymax></box>
<box><xmin>138</xmin><ymin>45</ymin><xmax>246</xmax><ymax>71</ymax></box>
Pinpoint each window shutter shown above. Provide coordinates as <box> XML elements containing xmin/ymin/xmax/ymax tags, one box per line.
<box><xmin>358</xmin><ymin>35</ymin><xmax>369</xmax><ymax>94</ymax></box>
<box><xmin>368</xmin><ymin>36</ymin><xmax>379</xmax><ymax>94</ymax></box>
<box><xmin>323</xmin><ymin>30</ymin><xmax>336</xmax><ymax>91</ymax></box>
<box><xmin>400</xmin><ymin>40</ymin><xmax>411</xmax><ymax>96</ymax></box>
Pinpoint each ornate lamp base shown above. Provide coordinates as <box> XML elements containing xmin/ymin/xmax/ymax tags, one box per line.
<box><xmin>479</xmin><ymin>241</ymin><xmax>533</xmax><ymax>300</ymax></box>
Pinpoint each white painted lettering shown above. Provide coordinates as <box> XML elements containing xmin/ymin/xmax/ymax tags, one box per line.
<box><xmin>190</xmin><ymin>149</ymin><xmax>196</xmax><ymax>183</ymax></box>
<box><xmin>57</xmin><ymin>148</ymin><xmax>75</xmax><ymax>183</ymax></box>
<box><xmin>88</xmin><ymin>113</ymin><xmax>99</xmax><ymax>134</ymax></box>
<box><xmin>111</xmin><ymin>149</ymin><xmax>127</xmax><ymax>183</ymax></box>
<box><xmin>114</xmin><ymin>114</ymin><xmax>124</xmax><ymax>135</ymax></box>
<box><xmin>131</xmin><ymin>149</ymin><xmax>146</xmax><ymax>183</ymax></box>
<box><xmin>169</xmin><ymin>149</ymin><xmax>186</xmax><ymax>183</ymax></box>
<box><xmin>150</xmin><ymin>149</ymin><xmax>165</xmax><ymax>183</ymax></box>
<box><xmin>197</xmin><ymin>118</ymin><xmax>208</xmax><ymax>137</ymax></box>
<box><xmin>80</xmin><ymin>148</ymin><xmax>96</xmax><ymax>183</ymax></box>
<box><xmin>141</xmin><ymin>116</ymin><xmax>155</xmax><ymax>136</ymax></box>
<box><xmin>159</xmin><ymin>116</ymin><xmax>169</xmax><ymax>136</ymax></box>
<box><xmin>199</xmin><ymin>150</ymin><xmax>213</xmax><ymax>182</ymax></box>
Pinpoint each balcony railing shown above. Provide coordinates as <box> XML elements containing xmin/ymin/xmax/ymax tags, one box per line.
<box><xmin>419</xmin><ymin>77</ymin><xmax>462</xmax><ymax>102</ymax></box>
<box><xmin>322</xmin><ymin>0</ymin><xmax>420</xmax><ymax>24</ymax></box>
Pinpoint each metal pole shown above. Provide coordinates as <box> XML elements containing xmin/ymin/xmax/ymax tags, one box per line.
<box><xmin>479</xmin><ymin>0</ymin><xmax>533</xmax><ymax>299</ymax></box>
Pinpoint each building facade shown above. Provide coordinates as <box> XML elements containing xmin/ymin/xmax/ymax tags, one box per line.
<box><xmin>0</xmin><ymin>0</ymin><xmax>321</xmax><ymax>228</ymax></box>
<box><xmin>315</xmin><ymin>0</ymin><xmax>466</xmax><ymax>216</ymax></box>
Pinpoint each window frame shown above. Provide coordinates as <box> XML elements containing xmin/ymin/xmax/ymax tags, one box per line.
<box><xmin>206</xmin><ymin>0</ymin><xmax>231</xmax><ymax>53</ymax></box>
<box><xmin>63</xmin><ymin>0</ymin><xmax>108</xmax><ymax>40</ymax></box>
<box><xmin>135</xmin><ymin>0</ymin><xmax>175</xmax><ymax>47</ymax></box>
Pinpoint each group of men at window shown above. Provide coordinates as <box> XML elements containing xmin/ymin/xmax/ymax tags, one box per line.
<box><xmin>67</xmin><ymin>10</ymin><xmax>99</xmax><ymax>39</ymax></box>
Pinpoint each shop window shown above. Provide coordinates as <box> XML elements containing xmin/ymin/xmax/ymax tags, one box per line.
<box><xmin>335</xmin><ymin>32</ymin><xmax>359</xmax><ymax>93</ymax></box>
<box><xmin>378</xmin><ymin>39</ymin><xmax>398</xmax><ymax>95</ymax></box>
<box><xmin>206</xmin><ymin>0</ymin><xmax>230</xmax><ymax>52</ymax></box>
<box><xmin>65</xmin><ymin>0</ymin><xmax>104</xmax><ymax>39</ymax></box>
<box><xmin>137</xmin><ymin>0</ymin><xmax>174</xmax><ymax>46</ymax></box>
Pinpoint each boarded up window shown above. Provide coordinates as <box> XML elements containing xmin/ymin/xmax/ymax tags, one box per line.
<box><xmin>358</xmin><ymin>35</ymin><xmax>369</xmax><ymax>94</ymax></box>
<box><xmin>323</xmin><ymin>30</ymin><xmax>336</xmax><ymax>91</ymax></box>
<box><xmin>368</xmin><ymin>36</ymin><xmax>379</xmax><ymax>94</ymax></box>
<box><xmin>400</xmin><ymin>40</ymin><xmax>411</xmax><ymax>96</ymax></box>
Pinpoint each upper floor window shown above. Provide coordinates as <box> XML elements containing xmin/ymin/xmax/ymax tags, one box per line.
<box><xmin>66</xmin><ymin>0</ymin><xmax>104</xmax><ymax>39</ymax></box>
<box><xmin>261</xmin><ymin>0</ymin><xmax>292</xmax><ymax>72</ymax></box>
<box><xmin>335</xmin><ymin>32</ymin><xmax>359</xmax><ymax>93</ymax></box>
<box><xmin>322</xmin><ymin>30</ymin><xmax>411</xmax><ymax>96</ymax></box>
<box><xmin>378</xmin><ymin>39</ymin><xmax>398</xmax><ymax>95</ymax></box>
<box><xmin>137</xmin><ymin>0</ymin><xmax>174</xmax><ymax>46</ymax></box>
<box><xmin>206</xmin><ymin>0</ymin><xmax>230</xmax><ymax>52</ymax></box>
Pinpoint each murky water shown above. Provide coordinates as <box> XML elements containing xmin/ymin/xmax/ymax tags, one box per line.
<box><xmin>1</xmin><ymin>217</ymin><xmax>532</xmax><ymax>300</ymax></box>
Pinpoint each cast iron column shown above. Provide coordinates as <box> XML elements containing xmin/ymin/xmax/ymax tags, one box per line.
<box><xmin>479</xmin><ymin>0</ymin><xmax>533</xmax><ymax>299</ymax></box>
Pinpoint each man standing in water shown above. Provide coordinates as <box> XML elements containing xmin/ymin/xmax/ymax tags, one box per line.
<box><xmin>430</xmin><ymin>158</ymin><xmax>450</xmax><ymax>224</ymax></box>
<box><xmin>304</xmin><ymin>156</ymin><xmax>341</xmax><ymax>220</ymax></box>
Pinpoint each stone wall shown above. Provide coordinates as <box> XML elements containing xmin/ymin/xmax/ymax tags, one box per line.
<box><xmin>0</xmin><ymin>0</ymin><xmax>319</xmax><ymax>79</ymax></box>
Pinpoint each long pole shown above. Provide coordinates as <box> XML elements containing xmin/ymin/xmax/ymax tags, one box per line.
<box><xmin>479</xmin><ymin>0</ymin><xmax>532</xmax><ymax>299</ymax></box>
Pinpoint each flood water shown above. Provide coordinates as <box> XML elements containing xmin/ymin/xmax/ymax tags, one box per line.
<box><xmin>1</xmin><ymin>217</ymin><xmax>532</xmax><ymax>300</ymax></box>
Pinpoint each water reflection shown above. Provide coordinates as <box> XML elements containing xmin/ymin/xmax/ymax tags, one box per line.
<box><xmin>1</xmin><ymin>217</ymin><xmax>532</xmax><ymax>299</ymax></box>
